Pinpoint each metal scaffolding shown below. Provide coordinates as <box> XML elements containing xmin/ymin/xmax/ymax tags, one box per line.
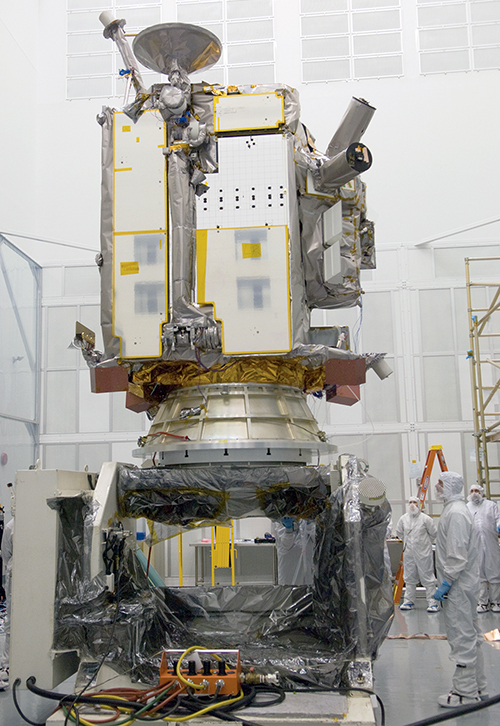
<box><xmin>466</xmin><ymin>256</ymin><xmax>500</xmax><ymax>499</ymax></box>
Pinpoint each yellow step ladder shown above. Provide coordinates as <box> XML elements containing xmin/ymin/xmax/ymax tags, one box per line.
<box><xmin>393</xmin><ymin>445</ymin><xmax>448</xmax><ymax>604</ymax></box>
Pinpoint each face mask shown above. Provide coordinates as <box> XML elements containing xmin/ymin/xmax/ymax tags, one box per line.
<box><xmin>409</xmin><ymin>503</ymin><xmax>419</xmax><ymax>515</ymax></box>
<box><xmin>435</xmin><ymin>483</ymin><xmax>445</xmax><ymax>501</ymax></box>
<box><xmin>470</xmin><ymin>492</ymin><xmax>482</xmax><ymax>505</ymax></box>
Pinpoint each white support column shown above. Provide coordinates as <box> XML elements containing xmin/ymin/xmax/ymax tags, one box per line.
<box><xmin>10</xmin><ymin>468</ymin><xmax>91</xmax><ymax>689</ymax></box>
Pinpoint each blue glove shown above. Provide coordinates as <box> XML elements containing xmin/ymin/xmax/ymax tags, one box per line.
<box><xmin>434</xmin><ymin>580</ymin><xmax>452</xmax><ymax>601</ymax></box>
<box><xmin>281</xmin><ymin>516</ymin><xmax>294</xmax><ymax>530</ymax></box>
<box><xmin>497</xmin><ymin>524</ymin><xmax>500</xmax><ymax>533</ymax></box>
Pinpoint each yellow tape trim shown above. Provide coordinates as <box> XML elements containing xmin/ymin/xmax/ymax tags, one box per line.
<box><xmin>196</xmin><ymin>229</ymin><xmax>208</xmax><ymax>303</ymax></box>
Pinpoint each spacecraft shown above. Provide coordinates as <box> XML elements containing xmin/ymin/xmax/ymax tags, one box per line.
<box><xmin>9</xmin><ymin>15</ymin><xmax>393</xmax><ymax>726</ymax></box>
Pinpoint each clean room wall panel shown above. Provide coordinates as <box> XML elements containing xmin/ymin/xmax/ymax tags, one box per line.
<box><xmin>360</xmin><ymin>291</ymin><xmax>394</xmax><ymax>352</ymax></box>
<box><xmin>227</xmin><ymin>64</ymin><xmax>276</xmax><ymax>84</ymax></box>
<box><xmin>46</xmin><ymin>306</ymin><xmax>79</xmax><ymax>369</ymax></box>
<box><xmin>111</xmin><ymin>441</ymin><xmax>141</xmax><ymax>463</ymax></box>
<box><xmin>78</xmin><ymin>369</ymin><xmax>110</xmax><ymax>432</ymax></box>
<box><xmin>475</xmin><ymin>47</ymin><xmax>500</xmax><ymax>70</ymax></box>
<box><xmin>177</xmin><ymin>2</ymin><xmax>223</xmax><ymax>22</ymax></box>
<box><xmin>352</xmin><ymin>9</ymin><xmax>400</xmax><ymax>33</ymax></box>
<box><xmin>67</xmin><ymin>10</ymin><xmax>105</xmax><ymax>32</ymax></box>
<box><xmin>353</xmin><ymin>54</ymin><xmax>403</xmax><ymax>78</ymax></box>
<box><xmin>227</xmin><ymin>0</ymin><xmax>273</xmax><ymax>18</ymax></box>
<box><xmin>226</xmin><ymin>19</ymin><xmax>273</xmax><ymax>41</ymax></box>
<box><xmin>366</xmin><ymin>433</ymin><xmax>404</xmax><ymax>500</ymax></box>
<box><xmin>227</xmin><ymin>42</ymin><xmax>274</xmax><ymax>64</ymax></box>
<box><xmin>111</xmin><ymin>393</ymin><xmax>148</xmax><ymax>433</ymax></box>
<box><xmin>419</xmin><ymin>289</ymin><xmax>454</xmax><ymax>352</ymax></box>
<box><xmin>68</xmin><ymin>0</ymin><xmax>110</xmax><ymax>10</ymax></box>
<box><xmin>78</xmin><ymin>443</ymin><xmax>111</xmax><ymax>472</ymax></box>
<box><xmin>363</xmin><ymin>357</ymin><xmax>400</xmax><ymax>422</ymax></box>
<box><xmin>45</xmin><ymin>371</ymin><xmax>78</xmax><ymax>433</ymax></box>
<box><xmin>353</xmin><ymin>32</ymin><xmax>401</xmax><ymax>55</ymax></box>
<box><xmin>67</xmin><ymin>76</ymin><xmax>113</xmax><ymax>98</ymax></box>
<box><xmin>115</xmin><ymin>7</ymin><xmax>162</xmax><ymax>27</ymax></box>
<box><xmin>470</xmin><ymin>1</ymin><xmax>500</xmax><ymax>23</ymax></box>
<box><xmin>422</xmin><ymin>356</ymin><xmax>460</xmax><ymax>421</ymax></box>
<box><xmin>301</xmin><ymin>14</ymin><xmax>349</xmax><ymax>35</ymax></box>
<box><xmin>42</xmin><ymin>268</ymin><xmax>64</xmax><ymax>299</ymax></box>
<box><xmin>434</xmin><ymin>246</ymin><xmax>500</xmax><ymax>278</ymax></box>
<box><xmin>472</xmin><ymin>23</ymin><xmax>500</xmax><ymax>46</ymax></box>
<box><xmin>303</xmin><ymin>37</ymin><xmax>350</xmax><ymax>58</ymax></box>
<box><xmin>44</xmin><ymin>444</ymin><xmax>77</xmax><ymax>470</ymax></box>
<box><xmin>301</xmin><ymin>0</ymin><xmax>347</xmax><ymax>11</ymax></box>
<box><xmin>67</xmin><ymin>32</ymin><xmax>110</xmax><ymax>54</ymax></box>
<box><xmin>420</xmin><ymin>49</ymin><xmax>470</xmax><ymax>74</ymax></box>
<box><xmin>67</xmin><ymin>54</ymin><xmax>113</xmax><ymax>76</ymax></box>
<box><xmin>407</xmin><ymin>247</ymin><xmax>433</xmax><ymax>282</ymax></box>
<box><xmin>453</xmin><ymin>287</ymin><xmax>469</xmax><ymax>352</ymax></box>
<box><xmin>418</xmin><ymin>3</ymin><xmax>467</xmax><ymax>27</ymax></box>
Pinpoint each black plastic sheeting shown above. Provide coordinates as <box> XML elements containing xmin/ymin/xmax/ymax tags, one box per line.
<box><xmin>49</xmin><ymin>495</ymin><xmax>188</xmax><ymax>683</ymax></box>
<box><xmin>51</xmin><ymin>462</ymin><xmax>393</xmax><ymax>688</ymax></box>
<box><xmin>116</xmin><ymin>464</ymin><xmax>330</xmax><ymax>527</ymax></box>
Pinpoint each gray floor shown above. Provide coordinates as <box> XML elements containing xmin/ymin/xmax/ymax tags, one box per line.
<box><xmin>2</xmin><ymin>596</ymin><xmax>500</xmax><ymax>725</ymax></box>
<box><xmin>374</xmin><ymin>596</ymin><xmax>500</xmax><ymax>726</ymax></box>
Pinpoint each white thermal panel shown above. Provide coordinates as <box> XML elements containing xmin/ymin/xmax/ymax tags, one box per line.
<box><xmin>112</xmin><ymin>110</ymin><xmax>168</xmax><ymax>358</ymax></box>
<box><xmin>113</xmin><ymin>233</ymin><xmax>167</xmax><ymax>358</ymax></box>
<box><xmin>214</xmin><ymin>93</ymin><xmax>284</xmax><ymax>133</ymax></box>
<box><xmin>113</xmin><ymin>110</ymin><xmax>166</xmax><ymax>233</ymax></box>
<box><xmin>197</xmin><ymin>134</ymin><xmax>290</xmax><ymax>229</ymax></box>
<box><xmin>197</xmin><ymin>226</ymin><xmax>291</xmax><ymax>355</ymax></box>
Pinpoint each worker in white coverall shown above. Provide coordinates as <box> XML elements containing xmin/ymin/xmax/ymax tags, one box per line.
<box><xmin>396</xmin><ymin>496</ymin><xmax>439</xmax><ymax>612</ymax></box>
<box><xmin>434</xmin><ymin>472</ymin><xmax>487</xmax><ymax>709</ymax></box>
<box><xmin>467</xmin><ymin>484</ymin><xmax>500</xmax><ymax>613</ymax></box>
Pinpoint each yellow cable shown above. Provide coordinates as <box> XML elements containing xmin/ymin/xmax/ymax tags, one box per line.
<box><xmin>161</xmin><ymin>688</ymin><xmax>245</xmax><ymax>722</ymax></box>
<box><xmin>175</xmin><ymin>645</ymin><xmax>214</xmax><ymax>690</ymax></box>
<box><xmin>66</xmin><ymin>684</ymin><xmax>244</xmax><ymax>726</ymax></box>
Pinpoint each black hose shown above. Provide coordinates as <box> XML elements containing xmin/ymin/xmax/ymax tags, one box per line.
<box><xmin>244</xmin><ymin>684</ymin><xmax>286</xmax><ymax>708</ymax></box>
<box><xmin>12</xmin><ymin>678</ymin><xmax>47</xmax><ymax>726</ymax></box>
<box><xmin>401</xmin><ymin>692</ymin><xmax>500</xmax><ymax>726</ymax></box>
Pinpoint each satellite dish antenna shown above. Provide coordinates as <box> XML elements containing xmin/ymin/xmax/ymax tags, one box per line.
<box><xmin>132</xmin><ymin>23</ymin><xmax>222</xmax><ymax>76</ymax></box>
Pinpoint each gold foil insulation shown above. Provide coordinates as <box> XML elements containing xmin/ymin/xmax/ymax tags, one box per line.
<box><xmin>126</xmin><ymin>357</ymin><xmax>326</xmax><ymax>406</ymax></box>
